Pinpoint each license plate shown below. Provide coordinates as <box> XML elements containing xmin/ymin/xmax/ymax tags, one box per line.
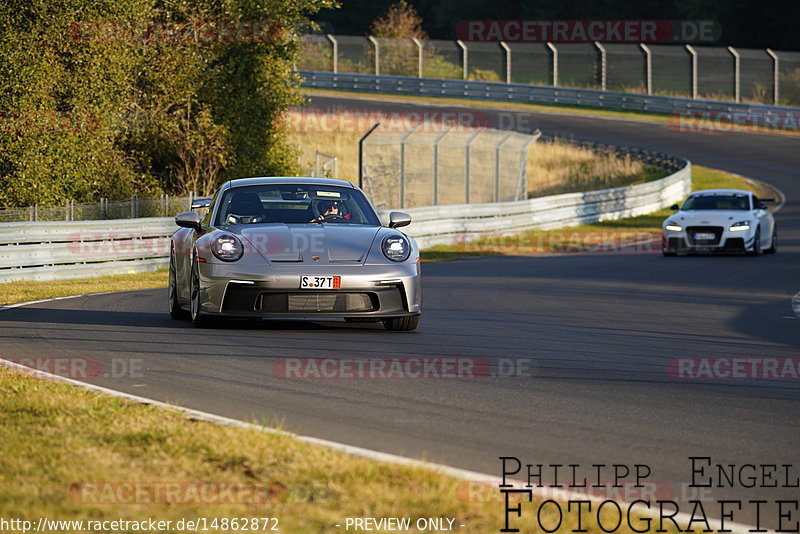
<box><xmin>694</xmin><ymin>232</ymin><xmax>716</xmax><ymax>240</ymax></box>
<box><xmin>300</xmin><ymin>275</ymin><xmax>341</xmax><ymax>289</ymax></box>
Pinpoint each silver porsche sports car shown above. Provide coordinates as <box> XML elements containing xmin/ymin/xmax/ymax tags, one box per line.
<box><xmin>168</xmin><ymin>177</ymin><xmax>422</xmax><ymax>330</ymax></box>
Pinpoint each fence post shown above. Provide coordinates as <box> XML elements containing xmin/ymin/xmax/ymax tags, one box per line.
<box><xmin>728</xmin><ymin>46</ymin><xmax>740</xmax><ymax>103</ymax></box>
<box><xmin>326</xmin><ymin>34</ymin><xmax>338</xmax><ymax>73</ymax></box>
<box><xmin>358</xmin><ymin>122</ymin><xmax>381</xmax><ymax>190</ymax></box>
<box><xmin>398</xmin><ymin>126</ymin><xmax>418</xmax><ymax>209</ymax></box>
<box><xmin>547</xmin><ymin>42</ymin><xmax>558</xmax><ymax>86</ymax></box>
<box><xmin>594</xmin><ymin>41</ymin><xmax>607</xmax><ymax>91</ymax></box>
<box><xmin>766</xmin><ymin>48</ymin><xmax>779</xmax><ymax>105</ymax></box>
<box><xmin>432</xmin><ymin>127</ymin><xmax>452</xmax><ymax>205</ymax></box>
<box><xmin>500</xmin><ymin>41</ymin><xmax>511</xmax><ymax>83</ymax></box>
<box><xmin>685</xmin><ymin>44</ymin><xmax>698</xmax><ymax>99</ymax></box>
<box><xmin>465</xmin><ymin>130</ymin><xmax>481</xmax><ymax>204</ymax></box>
<box><xmin>456</xmin><ymin>40</ymin><xmax>468</xmax><ymax>80</ymax></box>
<box><xmin>100</xmin><ymin>198</ymin><xmax>108</xmax><ymax>219</ymax></box>
<box><xmin>412</xmin><ymin>38</ymin><xmax>423</xmax><ymax>78</ymax></box>
<box><xmin>130</xmin><ymin>195</ymin><xmax>138</xmax><ymax>218</ymax></box>
<box><xmin>494</xmin><ymin>132</ymin><xmax>514</xmax><ymax>202</ymax></box>
<box><xmin>639</xmin><ymin>43</ymin><xmax>653</xmax><ymax>95</ymax></box>
<box><xmin>368</xmin><ymin>36</ymin><xmax>379</xmax><ymax>75</ymax></box>
<box><xmin>189</xmin><ymin>191</ymin><xmax>195</xmax><ymax>210</ymax></box>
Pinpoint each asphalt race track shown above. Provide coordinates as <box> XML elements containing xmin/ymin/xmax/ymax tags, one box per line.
<box><xmin>2</xmin><ymin>95</ymin><xmax>798</xmax><ymax>528</ymax></box>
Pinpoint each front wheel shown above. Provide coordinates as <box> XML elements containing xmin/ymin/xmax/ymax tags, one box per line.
<box><xmin>746</xmin><ymin>228</ymin><xmax>763</xmax><ymax>256</ymax></box>
<box><xmin>382</xmin><ymin>315</ymin><xmax>421</xmax><ymax>331</ymax></box>
<box><xmin>764</xmin><ymin>227</ymin><xmax>777</xmax><ymax>254</ymax></box>
<box><xmin>189</xmin><ymin>257</ymin><xmax>209</xmax><ymax>326</ymax></box>
<box><xmin>169</xmin><ymin>252</ymin><xmax>188</xmax><ymax>320</ymax></box>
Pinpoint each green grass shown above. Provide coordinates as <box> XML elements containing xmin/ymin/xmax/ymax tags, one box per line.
<box><xmin>0</xmin><ymin>269</ymin><xmax>169</xmax><ymax>307</ymax></box>
<box><xmin>0</xmin><ymin>365</ymin><xmax>687</xmax><ymax>533</ymax></box>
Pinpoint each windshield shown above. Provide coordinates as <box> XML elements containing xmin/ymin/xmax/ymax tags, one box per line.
<box><xmin>681</xmin><ymin>194</ymin><xmax>750</xmax><ymax>211</ymax></box>
<box><xmin>214</xmin><ymin>184</ymin><xmax>380</xmax><ymax>226</ymax></box>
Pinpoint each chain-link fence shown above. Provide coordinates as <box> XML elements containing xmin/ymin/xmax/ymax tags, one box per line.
<box><xmin>302</xmin><ymin>34</ymin><xmax>800</xmax><ymax>105</ymax></box>
<box><xmin>0</xmin><ymin>195</ymin><xmax>198</xmax><ymax>223</ymax></box>
<box><xmin>361</xmin><ymin>125</ymin><xmax>539</xmax><ymax>210</ymax></box>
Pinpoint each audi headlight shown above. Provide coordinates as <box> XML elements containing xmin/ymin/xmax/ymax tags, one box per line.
<box><xmin>665</xmin><ymin>222</ymin><xmax>683</xmax><ymax>232</ymax></box>
<box><xmin>211</xmin><ymin>234</ymin><xmax>244</xmax><ymax>261</ymax></box>
<box><xmin>729</xmin><ymin>221</ymin><xmax>751</xmax><ymax>232</ymax></box>
<box><xmin>382</xmin><ymin>234</ymin><xmax>411</xmax><ymax>262</ymax></box>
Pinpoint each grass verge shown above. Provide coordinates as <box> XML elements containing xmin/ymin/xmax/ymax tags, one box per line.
<box><xmin>0</xmin><ymin>269</ymin><xmax>168</xmax><ymax>307</ymax></box>
<box><xmin>0</xmin><ymin>363</ymin><xmax>686</xmax><ymax>533</ymax></box>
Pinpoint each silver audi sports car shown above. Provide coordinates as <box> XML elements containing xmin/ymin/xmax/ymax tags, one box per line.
<box><xmin>168</xmin><ymin>177</ymin><xmax>422</xmax><ymax>330</ymax></box>
<box><xmin>662</xmin><ymin>189</ymin><xmax>777</xmax><ymax>256</ymax></box>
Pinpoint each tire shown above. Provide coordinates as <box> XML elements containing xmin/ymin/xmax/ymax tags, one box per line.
<box><xmin>746</xmin><ymin>228</ymin><xmax>763</xmax><ymax>256</ymax></box>
<box><xmin>189</xmin><ymin>256</ymin><xmax>209</xmax><ymax>326</ymax></box>
<box><xmin>168</xmin><ymin>252</ymin><xmax>189</xmax><ymax>320</ymax></box>
<box><xmin>382</xmin><ymin>315</ymin><xmax>421</xmax><ymax>331</ymax></box>
<box><xmin>764</xmin><ymin>227</ymin><xmax>777</xmax><ymax>254</ymax></box>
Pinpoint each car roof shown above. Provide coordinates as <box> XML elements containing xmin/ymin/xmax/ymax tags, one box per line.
<box><xmin>222</xmin><ymin>177</ymin><xmax>358</xmax><ymax>191</ymax></box>
<box><xmin>689</xmin><ymin>189</ymin><xmax>753</xmax><ymax>196</ymax></box>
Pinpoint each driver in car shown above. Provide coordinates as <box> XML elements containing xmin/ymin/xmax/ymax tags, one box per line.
<box><xmin>311</xmin><ymin>200</ymin><xmax>342</xmax><ymax>222</ymax></box>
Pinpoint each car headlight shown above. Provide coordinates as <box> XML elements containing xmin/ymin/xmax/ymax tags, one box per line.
<box><xmin>729</xmin><ymin>221</ymin><xmax>751</xmax><ymax>232</ymax></box>
<box><xmin>211</xmin><ymin>234</ymin><xmax>244</xmax><ymax>261</ymax></box>
<box><xmin>382</xmin><ymin>234</ymin><xmax>411</xmax><ymax>262</ymax></box>
<box><xmin>665</xmin><ymin>223</ymin><xmax>683</xmax><ymax>232</ymax></box>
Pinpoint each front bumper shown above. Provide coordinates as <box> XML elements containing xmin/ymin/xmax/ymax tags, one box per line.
<box><xmin>662</xmin><ymin>227</ymin><xmax>753</xmax><ymax>254</ymax></box>
<box><xmin>197</xmin><ymin>261</ymin><xmax>422</xmax><ymax>318</ymax></box>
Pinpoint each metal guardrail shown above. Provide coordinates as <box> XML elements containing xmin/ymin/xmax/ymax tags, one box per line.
<box><xmin>300</xmin><ymin>71</ymin><xmax>800</xmax><ymax>118</ymax></box>
<box><xmin>0</xmin><ymin>148</ymin><xmax>689</xmax><ymax>283</ymax></box>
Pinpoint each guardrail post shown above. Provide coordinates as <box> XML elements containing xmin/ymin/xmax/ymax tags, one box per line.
<box><xmin>412</xmin><ymin>38</ymin><xmax>423</xmax><ymax>78</ymax></box>
<box><xmin>326</xmin><ymin>34</ymin><xmax>338</xmax><ymax>73</ymax></box>
<box><xmin>500</xmin><ymin>41</ymin><xmax>511</xmax><ymax>83</ymax></box>
<box><xmin>727</xmin><ymin>46</ymin><xmax>740</xmax><ymax>103</ymax></box>
<box><xmin>639</xmin><ymin>43</ymin><xmax>653</xmax><ymax>95</ymax></box>
<box><xmin>368</xmin><ymin>36</ymin><xmax>379</xmax><ymax>76</ymax></box>
<box><xmin>456</xmin><ymin>40</ymin><xmax>468</xmax><ymax>80</ymax></box>
<box><xmin>685</xmin><ymin>44</ymin><xmax>698</xmax><ymax>99</ymax></box>
<box><xmin>546</xmin><ymin>42</ymin><xmax>558</xmax><ymax>86</ymax></box>
<box><xmin>766</xmin><ymin>48</ymin><xmax>779</xmax><ymax>105</ymax></box>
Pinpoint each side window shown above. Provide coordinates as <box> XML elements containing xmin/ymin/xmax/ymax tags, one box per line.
<box><xmin>203</xmin><ymin>189</ymin><xmax>220</xmax><ymax>226</ymax></box>
<box><xmin>751</xmin><ymin>196</ymin><xmax>759</xmax><ymax>210</ymax></box>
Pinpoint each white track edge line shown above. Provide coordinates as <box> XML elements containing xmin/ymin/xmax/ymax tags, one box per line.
<box><xmin>0</xmin><ymin>297</ymin><xmax>771</xmax><ymax>534</ymax></box>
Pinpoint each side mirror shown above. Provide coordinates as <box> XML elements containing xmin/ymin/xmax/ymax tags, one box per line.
<box><xmin>670</xmin><ymin>204</ymin><xmax>680</xmax><ymax>211</ymax></box>
<box><xmin>191</xmin><ymin>198</ymin><xmax>212</xmax><ymax>210</ymax></box>
<box><xmin>175</xmin><ymin>211</ymin><xmax>202</xmax><ymax>231</ymax></box>
<box><xmin>388</xmin><ymin>211</ymin><xmax>412</xmax><ymax>229</ymax></box>
<box><xmin>755</xmin><ymin>202</ymin><xmax>767</xmax><ymax>210</ymax></box>
<box><xmin>760</xmin><ymin>198</ymin><xmax>775</xmax><ymax>202</ymax></box>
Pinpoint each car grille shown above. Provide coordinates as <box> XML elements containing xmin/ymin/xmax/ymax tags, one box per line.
<box><xmin>686</xmin><ymin>226</ymin><xmax>723</xmax><ymax>246</ymax></box>
<box><xmin>256</xmin><ymin>292</ymin><xmax>376</xmax><ymax>313</ymax></box>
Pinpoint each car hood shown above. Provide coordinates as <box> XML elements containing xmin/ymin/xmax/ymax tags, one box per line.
<box><xmin>232</xmin><ymin>224</ymin><xmax>382</xmax><ymax>264</ymax></box>
<box><xmin>665</xmin><ymin>210</ymin><xmax>752</xmax><ymax>227</ymax></box>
